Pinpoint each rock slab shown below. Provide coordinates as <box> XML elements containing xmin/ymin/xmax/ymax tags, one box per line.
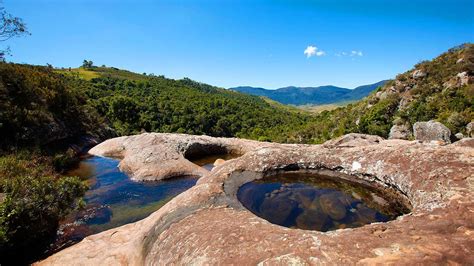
<box><xmin>38</xmin><ymin>133</ymin><xmax>474</xmax><ymax>265</ymax></box>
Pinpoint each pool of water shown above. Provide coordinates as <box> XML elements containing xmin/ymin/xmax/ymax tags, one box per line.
<box><xmin>191</xmin><ymin>153</ymin><xmax>241</xmax><ymax>171</ymax></box>
<box><xmin>237</xmin><ymin>172</ymin><xmax>408</xmax><ymax>231</ymax></box>
<box><xmin>48</xmin><ymin>155</ymin><xmax>198</xmax><ymax>253</ymax></box>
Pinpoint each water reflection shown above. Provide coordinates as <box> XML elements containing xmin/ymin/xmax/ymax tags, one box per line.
<box><xmin>50</xmin><ymin>156</ymin><xmax>197</xmax><ymax>253</ymax></box>
<box><xmin>237</xmin><ymin>172</ymin><xmax>408</xmax><ymax>231</ymax></box>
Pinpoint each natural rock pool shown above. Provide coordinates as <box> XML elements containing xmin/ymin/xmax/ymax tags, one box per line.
<box><xmin>48</xmin><ymin>155</ymin><xmax>198</xmax><ymax>254</ymax></box>
<box><xmin>190</xmin><ymin>153</ymin><xmax>241</xmax><ymax>171</ymax></box>
<box><xmin>237</xmin><ymin>171</ymin><xmax>409</xmax><ymax>231</ymax></box>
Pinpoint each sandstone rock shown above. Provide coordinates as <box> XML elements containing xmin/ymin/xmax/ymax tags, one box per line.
<box><xmin>451</xmin><ymin>137</ymin><xmax>474</xmax><ymax>148</ymax></box>
<box><xmin>389</xmin><ymin>124</ymin><xmax>413</xmax><ymax>140</ymax></box>
<box><xmin>295</xmin><ymin>209</ymin><xmax>329</xmax><ymax>231</ymax></box>
<box><xmin>319</xmin><ymin>193</ymin><xmax>347</xmax><ymax>220</ymax></box>
<box><xmin>412</xmin><ymin>69</ymin><xmax>426</xmax><ymax>79</ymax></box>
<box><xmin>467</xmin><ymin>122</ymin><xmax>474</xmax><ymax>138</ymax></box>
<box><xmin>213</xmin><ymin>158</ymin><xmax>226</xmax><ymax>166</ymax></box>
<box><xmin>375</xmin><ymin>91</ymin><xmax>383</xmax><ymax>99</ymax></box>
<box><xmin>323</xmin><ymin>133</ymin><xmax>384</xmax><ymax>148</ymax></box>
<box><xmin>413</xmin><ymin>121</ymin><xmax>451</xmax><ymax>143</ymax></box>
<box><xmin>456</xmin><ymin>71</ymin><xmax>470</xmax><ymax>86</ymax></box>
<box><xmin>455</xmin><ymin>133</ymin><xmax>464</xmax><ymax>140</ymax></box>
<box><xmin>88</xmin><ymin>133</ymin><xmax>274</xmax><ymax>181</ymax></box>
<box><xmin>259</xmin><ymin>195</ymin><xmax>297</xmax><ymax>225</ymax></box>
<box><xmin>38</xmin><ymin>133</ymin><xmax>474</xmax><ymax>265</ymax></box>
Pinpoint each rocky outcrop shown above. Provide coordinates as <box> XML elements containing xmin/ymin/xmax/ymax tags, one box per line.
<box><xmin>38</xmin><ymin>133</ymin><xmax>474</xmax><ymax>265</ymax></box>
<box><xmin>413</xmin><ymin>120</ymin><xmax>451</xmax><ymax>143</ymax></box>
<box><xmin>389</xmin><ymin>124</ymin><xmax>412</xmax><ymax>140</ymax></box>
<box><xmin>412</xmin><ymin>69</ymin><xmax>426</xmax><ymax>79</ymax></box>
<box><xmin>322</xmin><ymin>133</ymin><xmax>383</xmax><ymax>148</ymax></box>
<box><xmin>88</xmin><ymin>133</ymin><xmax>276</xmax><ymax>181</ymax></box>
<box><xmin>467</xmin><ymin>122</ymin><xmax>474</xmax><ymax>138</ymax></box>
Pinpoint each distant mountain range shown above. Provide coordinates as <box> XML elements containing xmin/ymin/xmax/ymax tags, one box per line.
<box><xmin>230</xmin><ymin>80</ymin><xmax>388</xmax><ymax>105</ymax></box>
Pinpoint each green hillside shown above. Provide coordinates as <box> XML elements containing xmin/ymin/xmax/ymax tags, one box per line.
<box><xmin>289</xmin><ymin>44</ymin><xmax>473</xmax><ymax>143</ymax></box>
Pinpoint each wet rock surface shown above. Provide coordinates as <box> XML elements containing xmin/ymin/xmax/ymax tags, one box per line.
<box><xmin>38</xmin><ymin>133</ymin><xmax>474</xmax><ymax>265</ymax></box>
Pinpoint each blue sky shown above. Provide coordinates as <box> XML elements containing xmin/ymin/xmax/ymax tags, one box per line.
<box><xmin>5</xmin><ymin>0</ymin><xmax>474</xmax><ymax>89</ymax></box>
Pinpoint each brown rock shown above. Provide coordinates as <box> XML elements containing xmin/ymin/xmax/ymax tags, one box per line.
<box><xmin>319</xmin><ymin>193</ymin><xmax>347</xmax><ymax>220</ymax></box>
<box><xmin>38</xmin><ymin>133</ymin><xmax>474</xmax><ymax>265</ymax></box>
<box><xmin>412</xmin><ymin>69</ymin><xmax>426</xmax><ymax>79</ymax></box>
<box><xmin>323</xmin><ymin>133</ymin><xmax>384</xmax><ymax>148</ymax></box>
<box><xmin>413</xmin><ymin>120</ymin><xmax>451</xmax><ymax>143</ymax></box>
<box><xmin>389</xmin><ymin>124</ymin><xmax>413</xmax><ymax>140</ymax></box>
<box><xmin>213</xmin><ymin>158</ymin><xmax>226</xmax><ymax>166</ymax></box>
<box><xmin>88</xmin><ymin>133</ymin><xmax>274</xmax><ymax>181</ymax></box>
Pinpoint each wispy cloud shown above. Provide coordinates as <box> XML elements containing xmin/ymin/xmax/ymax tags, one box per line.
<box><xmin>304</xmin><ymin>45</ymin><xmax>325</xmax><ymax>58</ymax></box>
<box><xmin>336</xmin><ymin>50</ymin><xmax>363</xmax><ymax>57</ymax></box>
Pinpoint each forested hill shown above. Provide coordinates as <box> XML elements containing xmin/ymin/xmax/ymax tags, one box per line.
<box><xmin>288</xmin><ymin>44</ymin><xmax>473</xmax><ymax>143</ymax></box>
<box><xmin>0</xmin><ymin>63</ymin><xmax>312</xmax><ymax>150</ymax></box>
<box><xmin>1</xmin><ymin>44</ymin><xmax>472</xmax><ymax>149</ymax></box>
<box><xmin>231</xmin><ymin>80</ymin><xmax>388</xmax><ymax>105</ymax></box>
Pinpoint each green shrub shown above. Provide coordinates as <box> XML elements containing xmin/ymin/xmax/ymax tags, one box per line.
<box><xmin>0</xmin><ymin>154</ymin><xmax>87</xmax><ymax>261</ymax></box>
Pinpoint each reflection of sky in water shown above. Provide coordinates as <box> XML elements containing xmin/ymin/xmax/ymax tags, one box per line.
<box><xmin>238</xmin><ymin>174</ymin><xmax>404</xmax><ymax>232</ymax></box>
<box><xmin>54</xmin><ymin>156</ymin><xmax>197</xmax><ymax>252</ymax></box>
<box><xmin>75</xmin><ymin>156</ymin><xmax>197</xmax><ymax>212</ymax></box>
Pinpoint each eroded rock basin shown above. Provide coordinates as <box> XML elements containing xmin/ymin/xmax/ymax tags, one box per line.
<box><xmin>38</xmin><ymin>133</ymin><xmax>474</xmax><ymax>265</ymax></box>
<box><xmin>237</xmin><ymin>171</ymin><xmax>410</xmax><ymax>231</ymax></box>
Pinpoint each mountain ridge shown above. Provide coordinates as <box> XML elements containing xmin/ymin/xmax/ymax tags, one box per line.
<box><xmin>230</xmin><ymin>80</ymin><xmax>388</xmax><ymax>105</ymax></box>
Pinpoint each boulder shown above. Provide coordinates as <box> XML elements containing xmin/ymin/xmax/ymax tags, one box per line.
<box><xmin>389</xmin><ymin>124</ymin><xmax>412</xmax><ymax>140</ymax></box>
<box><xmin>213</xmin><ymin>158</ymin><xmax>226</xmax><ymax>166</ymax></box>
<box><xmin>413</xmin><ymin>121</ymin><xmax>451</xmax><ymax>143</ymax></box>
<box><xmin>319</xmin><ymin>193</ymin><xmax>347</xmax><ymax>220</ymax></box>
<box><xmin>467</xmin><ymin>122</ymin><xmax>474</xmax><ymax>138</ymax></box>
<box><xmin>412</xmin><ymin>69</ymin><xmax>426</xmax><ymax>79</ymax></box>
<box><xmin>456</xmin><ymin>72</ymin><xmax>471</xmax><ymax>86</ymax></box>
<box><xmin>455</xmin><ymin>133</ymin><xmax>464</xmax><ymax>140</ymax></box>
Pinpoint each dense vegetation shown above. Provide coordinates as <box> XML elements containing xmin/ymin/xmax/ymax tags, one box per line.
<box><xmin>56</xmin><ymin>66</ymin><xmax>311</xmax><ymax>142</ymax></box>
<box><xmin>0</xmin><ymin>64</ymin><xmax>104</xmax><ymax>263</ymax></box>
<box><xmin>0</xmin><ymin>152</ymin><xmax>87</xmax><ymax>262</ymax></box>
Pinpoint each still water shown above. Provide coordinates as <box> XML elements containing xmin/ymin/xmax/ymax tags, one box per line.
<box><xmin>237</xmin><ymin>172</ymin><xmax>408</xmax><ymax>231</ymax></box>
<box><xmin>50</xmin><ymin>155</ymin><xmax>198</xmax><ymax>253</ymax></box>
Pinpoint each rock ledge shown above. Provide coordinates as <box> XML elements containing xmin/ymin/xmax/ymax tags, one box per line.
<box><xmin>38</xmin><ymin>133</ymin><xmax>474</xmax><ymax>265</ymax></box>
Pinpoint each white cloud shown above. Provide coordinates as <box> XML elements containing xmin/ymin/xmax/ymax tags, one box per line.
<box><xmin>304</xmin><ymin>45</ymin><xmax>325</xmax><ymax>58</ymax></box>
<box><xmin>336</xmin><ymin>50</ymin><xmax>363</xmax><ymax>57</ymax></box>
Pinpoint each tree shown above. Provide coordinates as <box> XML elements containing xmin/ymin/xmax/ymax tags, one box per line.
<box><xmin>82</xmin><ymin>59</ymin><xmax>94</xmax><ymax>68</ymax></box>
<box><xmin>0</xmin><ymin>3</ymin><xmax>29</xmax><ymax>59</ymax></box>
